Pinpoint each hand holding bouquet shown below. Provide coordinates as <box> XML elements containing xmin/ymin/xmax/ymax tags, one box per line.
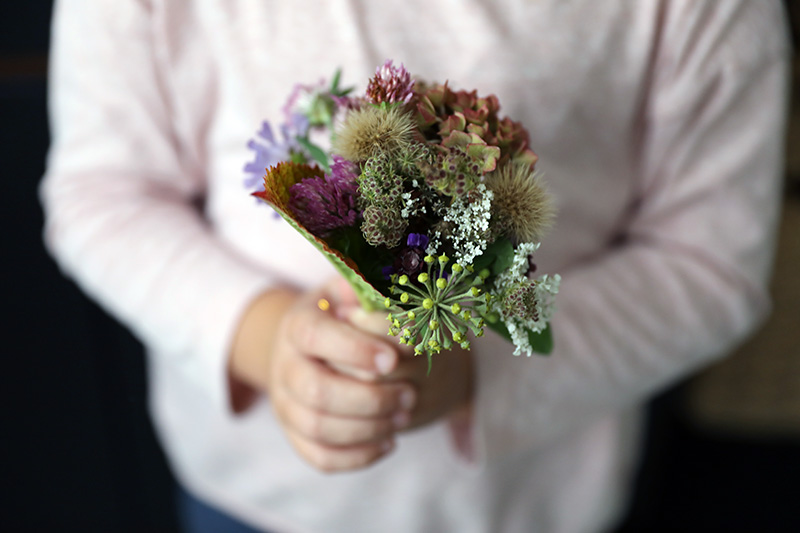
<box><xmin>246</xmin><ymin>61</ymin><xmax>559</xmax><ymax>367</ymax></box>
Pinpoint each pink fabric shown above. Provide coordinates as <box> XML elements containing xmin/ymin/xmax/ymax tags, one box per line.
<box><xmin>41</xmin><ymin>1</ymin><xmax>790</xmax><ymax>532</ymax></box>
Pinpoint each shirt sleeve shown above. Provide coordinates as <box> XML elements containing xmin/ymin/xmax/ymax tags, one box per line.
<box><xmin>455</xmin><ymin>0</ymin><xmax>791</xmax><ymax>464</ymax></box>
<box><xmin>39</xmin><ymin>0</ymin><xmax>275</xmax><ymax>414</ymax></box>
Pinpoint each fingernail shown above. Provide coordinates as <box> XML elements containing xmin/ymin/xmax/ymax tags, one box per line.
<box><xmin>392</xmin><ymin>411</ymin><xmax>410</xmax><ymax>429</ymax></box>
<box><xmin>399</xmin><ymin>389</ymin><xmax>416</xmax><ymax>410</ymax></box>
<box><xmin>374</xmin><ymin>351</ymin><xmax>395</xmax><ymax>374</ymax></box>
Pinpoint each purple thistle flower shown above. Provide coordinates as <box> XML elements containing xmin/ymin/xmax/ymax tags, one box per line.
<box><xmin>243</xmin><ymin>114</ymin><xmax>309</xmax><ymax>191</ymax></box>
<box><xmin>288</xmin><ymin>170</ymin><xmax>360</xmax><ymax>236</ymax></box>
<box><xmin>366</xmin><ymin>60</ymin><xmax>415</xmax><ymax>105</ymax></box>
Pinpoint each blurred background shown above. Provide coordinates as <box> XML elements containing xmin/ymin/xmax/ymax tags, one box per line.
<box><xmin>1</xmin><ymin>2</ymin><xmax>798</xmax><ymax>531</ymax></box>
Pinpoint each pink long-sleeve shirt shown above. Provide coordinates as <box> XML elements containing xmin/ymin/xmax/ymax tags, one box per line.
<box><xmin>41</xmin><ymin>1</ymin><xmax>790</xmax><ymax>532</ymax></box>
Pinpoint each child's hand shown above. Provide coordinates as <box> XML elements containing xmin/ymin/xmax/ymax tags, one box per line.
<box><xmin>230</xmin><ymin>279</ymin><xmax>416</xmax><ymax>473</ymax></box>
<box><xmin>344</xmin><ymin>308</ymin><xmax>475</xmax><ymax>433</ymax></box>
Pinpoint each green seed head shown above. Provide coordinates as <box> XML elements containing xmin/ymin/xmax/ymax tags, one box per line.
<box><xmin>418</xmin><ymin>272</ymin><xmax>429</xmax><ymax>283</ymax></box>
<box><xmin>423</xmin><ymin>298</ymin><xmax>434</xmax><ymax>310</ymax></box>
<box><xmin>470</xmin><ymin>287</ymin><xmax>482</xmax><ymax>297</ymax></box>
<box><xmin>451</xmin><ymin>263</ymin><xmax>463</xmax><ymax>274</ymax></box>
<box><xmin>436</xmin><ymin>278</ymin><xmax>447</xmax><ymax>290</ymax></box>
<box><xmin>451</xmin><ymin>303</ymin><xmax>462</xmax><ymax>314</ymax></box>
<box><xmin>479</xmin><ymin>268</ymin><xmax>491</xmax><ymax>280</ymax></box>
<box><xmin>407</xmin><ymin>310</ymin><xmax>416</xmax><ymax>320</ymax></box>
<box><xmin>400</xmin><ymin>292</ymin><xmax>410</xmax><ymax>304</ymax></box>
<box><xmin>429</xmin><ymin>319</ymin><xmax>439</xmax><ymax>330</ymax></box>
<box><xmin>384</xmin><ymin>297</ymin><xmax>391</xmax><ymax>308</ymax></box>
<box><xmin>398</xmin><ymin>274</ymin><xmax>409</xmax><ymax>286</ymax></box>
<box><xmin>453</xmin><ymin>331</ymin><xmax>464</xmax><ymax>343</ymax></box>
<box><xmin>438</xmin><ymin>254</ymin><xmax>449</xmax><ymax>265</ymax></box>
<box><xmin>424</xmin><ymin>255</ymin><xmax>435</xmax><ymax>264</ymax></box>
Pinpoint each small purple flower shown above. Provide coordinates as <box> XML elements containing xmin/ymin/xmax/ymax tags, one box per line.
<box><xmin>406</xmin><ymin>233</ymin><xmax>429</xmax><ymax>249</ymax></box>
<box><xmin>366</xmin><ymin>60</ymin><xmax>415</xmax><ymax>105</ymax></box>
<box><xmin>243</xmin><ymin>114</ymin><xmax>309</xmax><ymax>190</ymax></box>
<box><xmin>288</xmin><ymin>171</ymin><xmax>360</xmax><ymax>236</ymax></box>
<box><xmin>382</xmin><ymin>265</ymin><xmax>397</xmax><ymax>280</ymax></box>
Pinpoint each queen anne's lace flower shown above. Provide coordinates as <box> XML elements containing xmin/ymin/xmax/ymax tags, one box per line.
<box><xmin>490</xmin><ymin>242</ymin><xmax>560</xmax><ymax>355</ymax></box>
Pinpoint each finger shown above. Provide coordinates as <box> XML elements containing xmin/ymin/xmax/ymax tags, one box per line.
<box><xmin>322</xmin><ymin>276</ymin><xmax>361</xmax><ymax>308</ymax></box>
<box><xmin>287</xmin><ymin>305</ymin><xmax>399</xmax><ymax>375</ymax></box>
<box><xmin>284</xmin><ymin>355</ymin><xmax>416</xmax><ymax>417</ymax></box>
<box><xmin>344</xmin><ymin>307</ymin><xmax>415</xmax><ymax>357</ymax></box>
<box><xmin>284</xmin><ymin>427</ymin><xmax>395</xmax><ymax>473</ymax></box>
<box><xmin>272</xmin><ymin>387</ymin><xmax>403</xmax><ymax>446</ymax></box>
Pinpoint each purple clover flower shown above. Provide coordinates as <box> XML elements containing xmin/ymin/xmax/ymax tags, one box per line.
<box><xmin>243</xmin><ymin>114</ymin><xmax>309</xmax><ymax>191</ymax></box>
<box><xmin>288</xmin><ymin>167</ymin><xmax>360</xmax><ymax>236</ymax></box>
<box><xmin>366</xmin><ymin>60</ymin><xmax>415</xmax><ymax>105</ymax></box>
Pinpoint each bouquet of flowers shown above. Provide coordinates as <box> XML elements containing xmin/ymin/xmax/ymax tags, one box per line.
<box><xmin>244</xmin><ymin>61</ymin><xmax>560</xmax><ymax>365</ymax></box>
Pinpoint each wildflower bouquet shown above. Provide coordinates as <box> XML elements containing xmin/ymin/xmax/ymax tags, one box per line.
<box><xmin>245</xmin><ymin>61</ymin><xmax>560</xmax><ymax>363</ymax></box>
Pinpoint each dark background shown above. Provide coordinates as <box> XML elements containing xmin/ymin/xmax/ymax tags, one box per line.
<box><xmin>2</xmin><ymin>2</ymin><xmax>799</xmax><ymax>532</ymax></box>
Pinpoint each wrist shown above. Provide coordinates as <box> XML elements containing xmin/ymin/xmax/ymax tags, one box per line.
<box><xmin>229</xmin><ymin>287</ymin><xmax>299</xmax><ymax>397</ymax></box>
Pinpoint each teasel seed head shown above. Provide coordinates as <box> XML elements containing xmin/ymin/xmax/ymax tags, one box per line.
<box><xmin>485</xmin><ymin>163</ymin><xmax>555</xmax><ymax>243</ymax></box>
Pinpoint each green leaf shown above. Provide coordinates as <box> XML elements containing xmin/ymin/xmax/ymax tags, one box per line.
<box><xmin>473</xmin><ymin>237</ymin><xmax>514</xmax><ymax>277</ymax></box>
<box><xmin>297</xmin><ymin>137</ymin><xmax>330</xmax><ymax>172</ymax></box>
<box><xmin>274</xmin><ymin>211</ymin><xmax>384</xmax><ymax>311</ymax></box>
<box><xmin>330</xmin><ymin>68</ymin><xmax>342</xmax><ymax>93</ymax></box>
<box><xmin>483</xmin><ymin>318</ymin><xmax>553</xmax><ymax>356</ymax></box>
<box><xmin>527</xmin><ymin>324</ymin><xmax>553</xmax><ymax>355</ymax></box>
<box><xmin>330</xmin><ymin>68</ymin><xmax>355</xmax><ymax>97</ymax></box>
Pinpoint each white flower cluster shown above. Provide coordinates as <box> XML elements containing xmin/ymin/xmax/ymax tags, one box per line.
<box><xmin>441</xmin><ymin>184</ymin><xmax>493</xmax><ymax>265</ymax></box>
<box><xmin>491</xmin><ymin>242</ymin><xmax>561</xmax><ymax>356</ymax></box>
<box><xmin>400</xmin><ymin>190</ymin><xmax>426</xmax><ymax>219</ymax></box>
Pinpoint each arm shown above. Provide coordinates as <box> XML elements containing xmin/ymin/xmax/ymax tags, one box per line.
<box><xmin>41</xmin><ymin>0</ymin><xmax>275</xmax><ymax>414</ymax></box>
<box><xmin>463</xmin><ymin>0</ymin><xmax>791</xmax><ymax>463</ymax></box>
<box><xmin>41</xmin><ymin>1</ymin><xmax>416</xmax><ymax>472</ymax></box>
